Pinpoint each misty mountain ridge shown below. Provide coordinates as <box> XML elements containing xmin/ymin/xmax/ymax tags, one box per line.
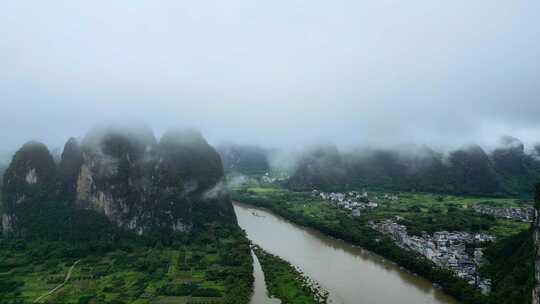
<box><xmin>217</xmin><ymin>143</ymin><xmax>270</xmax><ymax>175</ymax></box>
<box><xmin>0</xmin><ymin>124</ymin><xmax>236</xmax><ymax>238</ymax></box>
<box><xmin>220</xmin><ymin>137</ymin><xmax>540</xmax><ymax>197</ymax></box>
<box><xmin>294</xmin><ymin>141</ymin><xmax>540</xmax><ymax>196</ymax></box>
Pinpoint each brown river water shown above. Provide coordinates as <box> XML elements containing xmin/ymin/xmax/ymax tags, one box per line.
<box><xmin>234</xmin><ymin>202</ymin><xmax>460</xmax><ymax>304</ymax></box>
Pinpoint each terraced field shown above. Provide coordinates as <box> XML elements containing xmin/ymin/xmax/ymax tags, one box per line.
<box><xmin>0</xmin><ymin>232</ymin><xmax>253</xmax><ymax>304</ymax></box>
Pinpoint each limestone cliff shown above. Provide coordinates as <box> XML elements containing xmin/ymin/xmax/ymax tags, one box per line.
<box><xmin>57</xmin><ymin>137</ymin><xmax>84</xmax><ymax>203</ymax></box>
<box><xmin>73</xmin><ymin>126</ymin><xmax>235</xmax><ymax>234</ymax></box>
<box><xmin>156</xmin><ymin>129</ymin><xmax>235</xmax><ymax>230</ymax></box>
<box><xmin>74</xmin><ymin>125</ymin><xmax>158</xmax><ymax>234</ymax></box>
<box><xmin>1</xmin><ymin>126</ymin><xmax>236</xmax><ymax>236</ymax></box>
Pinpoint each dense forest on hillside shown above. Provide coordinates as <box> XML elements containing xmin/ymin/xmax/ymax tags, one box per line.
<box><xmin>1</xmin><ymin>126</ymin><xmax>238</xmax><ymax>236</ymax></box>
<box><xmin>482</xmin><ymin>229</ymin><xmax>535</xmax><ymax>304</ymax></box>
<box><xmin>0</xmin><ymin>126</ymin><xmax>254</xmax><ymax>304</ymax></box>
<box><xmin>288</xmin><ymin>138</ymin><xmax>540</xmax><ymax>197</ymax></box>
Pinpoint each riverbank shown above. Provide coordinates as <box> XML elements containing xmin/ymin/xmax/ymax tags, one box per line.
<box><xmin>250</xmin><ymin>251</ymin><xmax>281</xmax><ymax>304</ymax></box>
<box><xmin>234</xmin><ymin>202</ymin><xmax>459</xmax><ymax>304</ymax></box>
<box><xmin>252</xmin><ymin>245</ymin><xmax>328</xmax><ymax>304</ymax></box>
<box><xmin>232</xmin><ymin>190</ymin><xmax>487</xmax><ymax>304</ymax></box>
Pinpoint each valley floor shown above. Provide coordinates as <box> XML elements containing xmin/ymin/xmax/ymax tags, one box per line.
<box><xmin>0</xmin><ymin>229</ymin><xmax>253</xmax><ymax>304</ymax></box>
<box><xmin>232</xmin><ymin>186</ymin><xmax>534</xmax><ymax>304</ymax></box>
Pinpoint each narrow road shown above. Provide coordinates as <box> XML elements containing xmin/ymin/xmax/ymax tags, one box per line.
<box><xmin>33</xmin><ymin>259</ymin><xmax>81</xmax><ymax>303</ymax></box>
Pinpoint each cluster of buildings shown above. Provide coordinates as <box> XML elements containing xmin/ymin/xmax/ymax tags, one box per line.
<box><xmin>261</xmin><ymin>172</ymin><xmax>289</xmax><ymax>184</ymax></box>
<box><xmin>378</xmin><ymin>193</ymin><xmax>400</xmax><ymax>201</ymax></box>
<box><xmin>312</xmin><ymin>190</ymin><xmax>382</xmax><ymax>217</ymax></box>
<box><xmin>472</xmin><ymin>205</ymin><xmax>534</xmax><ymax>222</ymax></box>
<box><xmin>368</xmin><ymin>218</ymin><xmax>495</xmax><ymax>294</ymax></box>
<box><xmin>306</xmin><ymin>189</ymin><xmax>519</xmax><ymax>294</ymax></box>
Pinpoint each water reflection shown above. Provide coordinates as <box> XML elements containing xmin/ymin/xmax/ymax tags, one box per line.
<box><xmin>250</xmin><ymin>251</ymin><xmax>281</xmax><ymax>304</ymax></box>
<box><xmin>234</xmin><ymin>202</ymin><xmax>460</xmax><ymax>304</ymax></box>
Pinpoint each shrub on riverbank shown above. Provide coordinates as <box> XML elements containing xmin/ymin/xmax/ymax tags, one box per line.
<box><xmin>252</xmin><ymin>245</ymin><xmax>327</xmax><ymax>304</ymax></box>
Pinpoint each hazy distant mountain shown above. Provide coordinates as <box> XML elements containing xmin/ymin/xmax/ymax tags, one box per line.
<box><xmin>446</xmin><ymin>145</ymin><xmax>501</xmax><ymax>195</ymax></box>
<box><xmin>290</xmin><ymin>138</ymin><xmax>540</xmax><ymax>197</ymax></box>
<box><xmin>217</xmin><ymin>144</ymin><xmax>270</xmax><ymax>175</ymax></box>
<box><xmin>288</xmin><ymin>144</ymin><xmax>348</xmax><ymax>191</ymax></box>
<box><xmin>491</xmin><ymin>137</ymin><xmax>540</xmax><ymax>195</ymax></box>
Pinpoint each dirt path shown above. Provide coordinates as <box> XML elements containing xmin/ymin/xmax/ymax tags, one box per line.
<box><xmin>33</xmin><ymin>259</ymin><xmax>81</xmax><ymax>303</ymax></box>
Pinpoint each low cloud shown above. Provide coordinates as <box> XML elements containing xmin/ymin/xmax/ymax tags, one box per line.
<box><xmin>203</xmin><ymin>180</ymin><xmax>227</xmax><ymax>200</ymax></box>
<box><xmin>1</xmin><ymin>1</ymin><xmax>539</xmax><ymax>151</ymax></box>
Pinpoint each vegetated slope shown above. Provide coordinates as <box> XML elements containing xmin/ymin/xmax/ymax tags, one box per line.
<box><xmin>56</xmin><ymin>137</ymin><xmax>84</xmax><ymax>204</ymax></box>
<box><xmin>289</xmin><ymin>139</ymin><xmax>540</xmax><ymax>197</ymax></box>
<box><xmin>1</xmin><ymin>125</ymin><xmax>237</xmax><ymax>236</ymax></box>
<box><xmin>491</xmin><ymin>137</ymin><xmax>540</xmax><ymax>195</ymax></box>
<box><xmin>482</xmin><ymin>228</ymin><xmax>535</xmax><ymax>304</ymax></box>
<box><xmin>0</xmin><ymin>208</ymin><xmax>253</xmax><ymax>304</ymax></box>
<box><xmin>287</xmin><ymin>144</ymin><xmax>347</xmax><ymax>191</ymax></box>
<box><xmin>0</xmin><ymin>165</ymin><xmax>6</xmax><ymax>194</ymax></box>
<box><xmin>2</xmin><ymin>141</ymin><xmax>57</xmax><ymax>213</ymax></box>
<box><xmin>0</xmin><ymin>151</ymin><xmax>12</xmax><ymax>192</ymax></box>
<box><xmin>0</xmin><ymin>125</ymin><xmax>253</xmax><ymax>304</ymax></box>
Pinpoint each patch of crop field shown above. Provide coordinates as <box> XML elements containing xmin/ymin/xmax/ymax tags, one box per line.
<box><xmin>152</xmin><ymin>296</ymin><xmax>189</xmax><ymax>304</ymax></box>
<box><xmin>488</xmin><ymin>220</ymin><xmax>531</xmax><ymax>239</ymax></box>
<box><xmin>249</xmin><ymin>187</ymin><xmax>281</xmax><ymax>194</ymax></box>
<box><xmin>360</xmin><ymin>191</ymin><xmax>531</xmax><ymax>238</ymax></box>
<box><xmin>235</xmin><ymin>186</ymin><xmax>531</xmax><ymax>239</ymax></box>
<box><xmin>0</xmin><ymin>230</ymin><xmax>252</xmax><ymax>304</ymax></box>
<box><xmin>188</xmin><ymin>297</ymin><xmax>223</xmax><ymax>303</ymax></box>
<box><xmin>369</xmin><ymin>191</ymin><xmax>529</xmax><ymax>213</ymax></box>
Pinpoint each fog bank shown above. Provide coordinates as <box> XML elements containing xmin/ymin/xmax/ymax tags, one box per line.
<box><xmin>1</xmin><ymin>1</ymin><xmax>539</xmax><ymax>151</ymax></box>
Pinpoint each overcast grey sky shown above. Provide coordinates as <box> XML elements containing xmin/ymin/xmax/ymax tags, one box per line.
<box><xmin>1</xmin><ymin>1</ymin><xmax>539</xmax><ymax>152</ymax></box>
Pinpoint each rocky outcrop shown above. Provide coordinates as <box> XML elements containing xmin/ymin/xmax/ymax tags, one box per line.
<box><xmin>1</xmin><ymin>142</ymin><xmax>56</xmax><ymax>207</ymax></box>
<box><xmin>1</xmin><ymin>141</ymin><xmax>57</xmax><ymax>233</ymax></box>
<box><xmin>1</xmin><ymin>125</ymin><xmax>236</xmax><ymax>236</ymax></box>
<box><xmin>156</xmin><ymin>129</ymin><xmax>235</xmax><ymax>229</ymax></box>
<box><xmin>72</xmin><ymin>125</ymin><xmax>237</xmax><ymax>234</ymax></box>
<box><xmin>57</xmin><ymin>137</ymin><xmax>84</xmax><ymax>203</ymax></box>
<box><xmin>1</xmin><ymin>213</ymin><xmax>13</xmax><ymax>234</ymax></box>
<box><xmin>73</xmin><ymin>125</ymin><xmax>158</xmax><ymax>233</ymax></box>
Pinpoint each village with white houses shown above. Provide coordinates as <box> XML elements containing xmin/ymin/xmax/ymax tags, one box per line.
<box><xmin>311</xmin><ymin>189</ymin><xmax>501</xmax><ymax>294</ymax></box>
<box><xmin>368</xmin><ymin>218</ymin><xmax>494</xmax><ymax>294</ymax></box>
<box><xmin>472</xmin><ymin>204</ymin><xmax>534</xmax><ymax>223</ymax></box>
<box><xmin>311</xmin><ymin>189</ymin><xmax>392</xmax><ymax>217</ymax></box>
<box><xmin>261</xmin><ymin>172</ymin><xmax>290</xmax><ymax>184</ymax></box>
